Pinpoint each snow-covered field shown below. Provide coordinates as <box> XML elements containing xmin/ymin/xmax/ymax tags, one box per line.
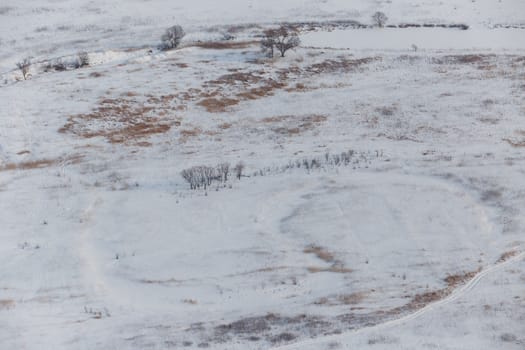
<box><xmin>1</xmin><ymin>1</ymin><xmax>525</xmax><ymax>349</ymax></box>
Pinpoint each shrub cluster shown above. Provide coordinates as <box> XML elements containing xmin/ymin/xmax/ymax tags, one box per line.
<box><xmin>181</xmin><ymin>162</ymin><xmax>245</xmax><ymax>190</ymax></box>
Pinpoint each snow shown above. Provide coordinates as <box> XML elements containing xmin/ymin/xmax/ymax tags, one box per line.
<box><xmin>302</xmin><ymin>28</ymin><xmax>525</xmax><ymax>51</ymax></box>
<box><xmin>1</xmin><ymin>0</ymin><xmax>525</xmax><ymax>349</ymax></box>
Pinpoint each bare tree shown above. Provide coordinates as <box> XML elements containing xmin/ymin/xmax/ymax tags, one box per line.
<box><xmin>181</xmin><ymin>168</ymin><xmax>196</xmax><ymax>189</ymax></box>
<box><xmin>261</xmin><ymin>26</ymin><xmax>300</xmax><ymax>58</ymax></box>
<box><xmin>234</xmin><ymin>161</ymin><xmax>245</xmax><ymax>180</ymax></box>
<box><xmin>261</xmin><ymin>30</ymin><xmax>276</xmax><ymax>58</ymax></box>
<box><xmin>17</xmin><ymin>58</ymin><xmax>31</xmax><ymax>80</ymax></box>
<box><xmin>161</xmin><ymin>25</ymin><xmax>185</xmax><ymax>50</ymax></box>
<box><xmin>372</xmin><ymin>11</ymin><xmax>388</xmax><ymax>27</ymax></box>
<box><xmin>217</xmin><ymin>162</ymin><xmax>230</xmax><ymax>182</ymax></box>
<box><xmin>202</xmin><ymin>166</ymin><xmax>215</xmax><ymax>187</ymax></box>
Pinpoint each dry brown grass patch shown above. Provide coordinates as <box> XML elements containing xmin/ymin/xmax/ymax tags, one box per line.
<box><xmin>197</xmin><ymin>97</ymin><xmax>240</xmax><ymax>113</ymax></box>
<box><xmin>434</xmin><ymin>54</ymin><xmax>497</xmax><ymax>70</ymax></box>
<box><xmin>409</xmin><ymin>290</ymin><xmax>446</xmax><ymax>307</ymax></box>
<box><xmin>1</xmin><ymin>159</ymin><xmax>55</xmax><ymax>171</ymax></box>
<box><xmin>0</xmin><ymin>299</ymin><xmax>15</xmax><ymax>310</ymax></box>
<box><xmin>503</xmin><ymin>138</ymin><xmax>525</xmax><ymax>147</ymax></box>
<box><xmin>315</xmin><ymin>292</ymin><xmax>368</xmax><ymax>306</ymax></box>
<box><xmin>444</xmin><ymin>269</ymin><xmax>480</xmax><ymax>288</ymax></box>
<box><xmin>497</xmin><ymin>250</ymin><xmax>519</xmax><ymax>263</ymax></box>
<box><xmin>218</xmin><ymin>122</ymin><xmax>233</xmax><ymax>130</ymax></box>
<box><xmin>180</xmin><ymin>128</ymin><xmax>202</xmax><ymax>138</ymax></box>
<box><xmin>210</xmin><ymin>71</ymin><xmax>264</xmax><ymax>85</ymax></box>
<box><xmin>305</xmin><ymin>57</ymin><xmax>377</xmax><ymax>75</ymax></box>
<box><xmin>304</xmin><ymin>245</ymin><xmax>335</xmax><ymax>263</ymax></box>
<box><xmin>60</xmin><ymin>96</ymin><xmax>175</xmax><ymax>144</ymax></box>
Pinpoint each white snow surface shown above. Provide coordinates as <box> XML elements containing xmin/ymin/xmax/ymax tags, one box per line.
<box><xmin>1</xmin><ymin>1</ymin><xmax>525</xmax><ymax>349</ymax></box>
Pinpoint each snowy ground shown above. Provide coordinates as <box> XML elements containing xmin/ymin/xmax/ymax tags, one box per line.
<box><xmin>1</xmin><ymin>1</ymin><xmax>525</xmax><ymax>349</ymax></box>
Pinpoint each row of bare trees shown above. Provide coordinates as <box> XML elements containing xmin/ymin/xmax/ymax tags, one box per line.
<box><xmin>181</xmin><ymin>161</ymin><xmax>245</xmax><ymax>190</ymax></box>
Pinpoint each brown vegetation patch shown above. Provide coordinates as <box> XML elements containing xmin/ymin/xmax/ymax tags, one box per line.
<box><xmin>210</xmin><ymin>72</ymin><xmax>264</xmax><ymax>85</ymax></box>
<box><xmin>444</xmin><ymin>269</ymin><xmax>480</xmax><ymax>288</ymax></box>
<box><xmin>433</xmin><ymin>55</ymin><xmax>497</xmax><ymax>70</ymax></box>
<box><xmin>237</xmin><ymin>80</ymin><xmax>287</xmax><ymax>100</ymax></box>
<box><xmin>305</xmin><ymin>57</ymin><xmax>377</xmax><ymax>75</ymax></box>
<box><xmin>217</xmin><ymin>122</ymin><xmax>233</xmax><ymax>130</ymax></box>
<box><xmin>503</xmin><ymin>138</ymin><xmax>525</xmax><ymax>147</ymax></box>
<box><xmin>497</xmin><ymin>250</ymin><xmax>519</xmax><ymax>263</ymax></box>
<box><xmin>60</xmin><ymin>96</ymin><xmax>176</xmax><ymax>144</ymax></box>
<box><xmin>197</xmin><ymin>97</ymin><xmax>240</xmax><ymax>113</ymax></box>
<box><xmin>0</xmin><ymin>299</ymin><xmax>15</xmax><ymax>310</ymax></box>
<box><xmin>4</xmin><ymin>159</ymin><xmax>55</xmax><ymax>171</ymax></box>
<box><xmin>314</xmin><ymin>292</ymin><xmax>368</xmax><ymax>306</ymax></box>
<box><xmin>304</xmin><ymin>245</ymin><xmax>335</xmax><ymax>263</ymax></box>
<box><xmin>410</xmin><ymin>290</ymin><xmax>446</xmax><ymax>307</ymax></box>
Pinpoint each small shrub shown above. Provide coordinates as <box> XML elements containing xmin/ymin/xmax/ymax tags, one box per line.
<box><xmin>52</xmin><ymin>58</ymin><xmax>67</xmax><ymax>71</ymax></box>
<box><xmin>161</xmin><ymin>25</ymin><xmax>185</xmax><ymax>50</ymax></box>
<box><xmin>77</xmin><ymin>51</ymin><xmax>89</xmax><ymax>67</ymax></box>
<box><xmin>16</xmin><ymin>58</ymin><xmax>31</xmax><ymax>80</ymax></box>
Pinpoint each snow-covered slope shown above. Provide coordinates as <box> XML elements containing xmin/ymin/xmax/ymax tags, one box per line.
<box><xmin>1</xmin><ymin>1</ymin><xmax>524</xmax><ymax>349</ymax></box>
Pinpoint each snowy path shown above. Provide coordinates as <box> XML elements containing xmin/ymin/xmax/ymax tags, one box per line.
<box><xmin>272</xmin><ymin>250</ymin><xmax>525</xmax><ymax>350</ymax></box>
